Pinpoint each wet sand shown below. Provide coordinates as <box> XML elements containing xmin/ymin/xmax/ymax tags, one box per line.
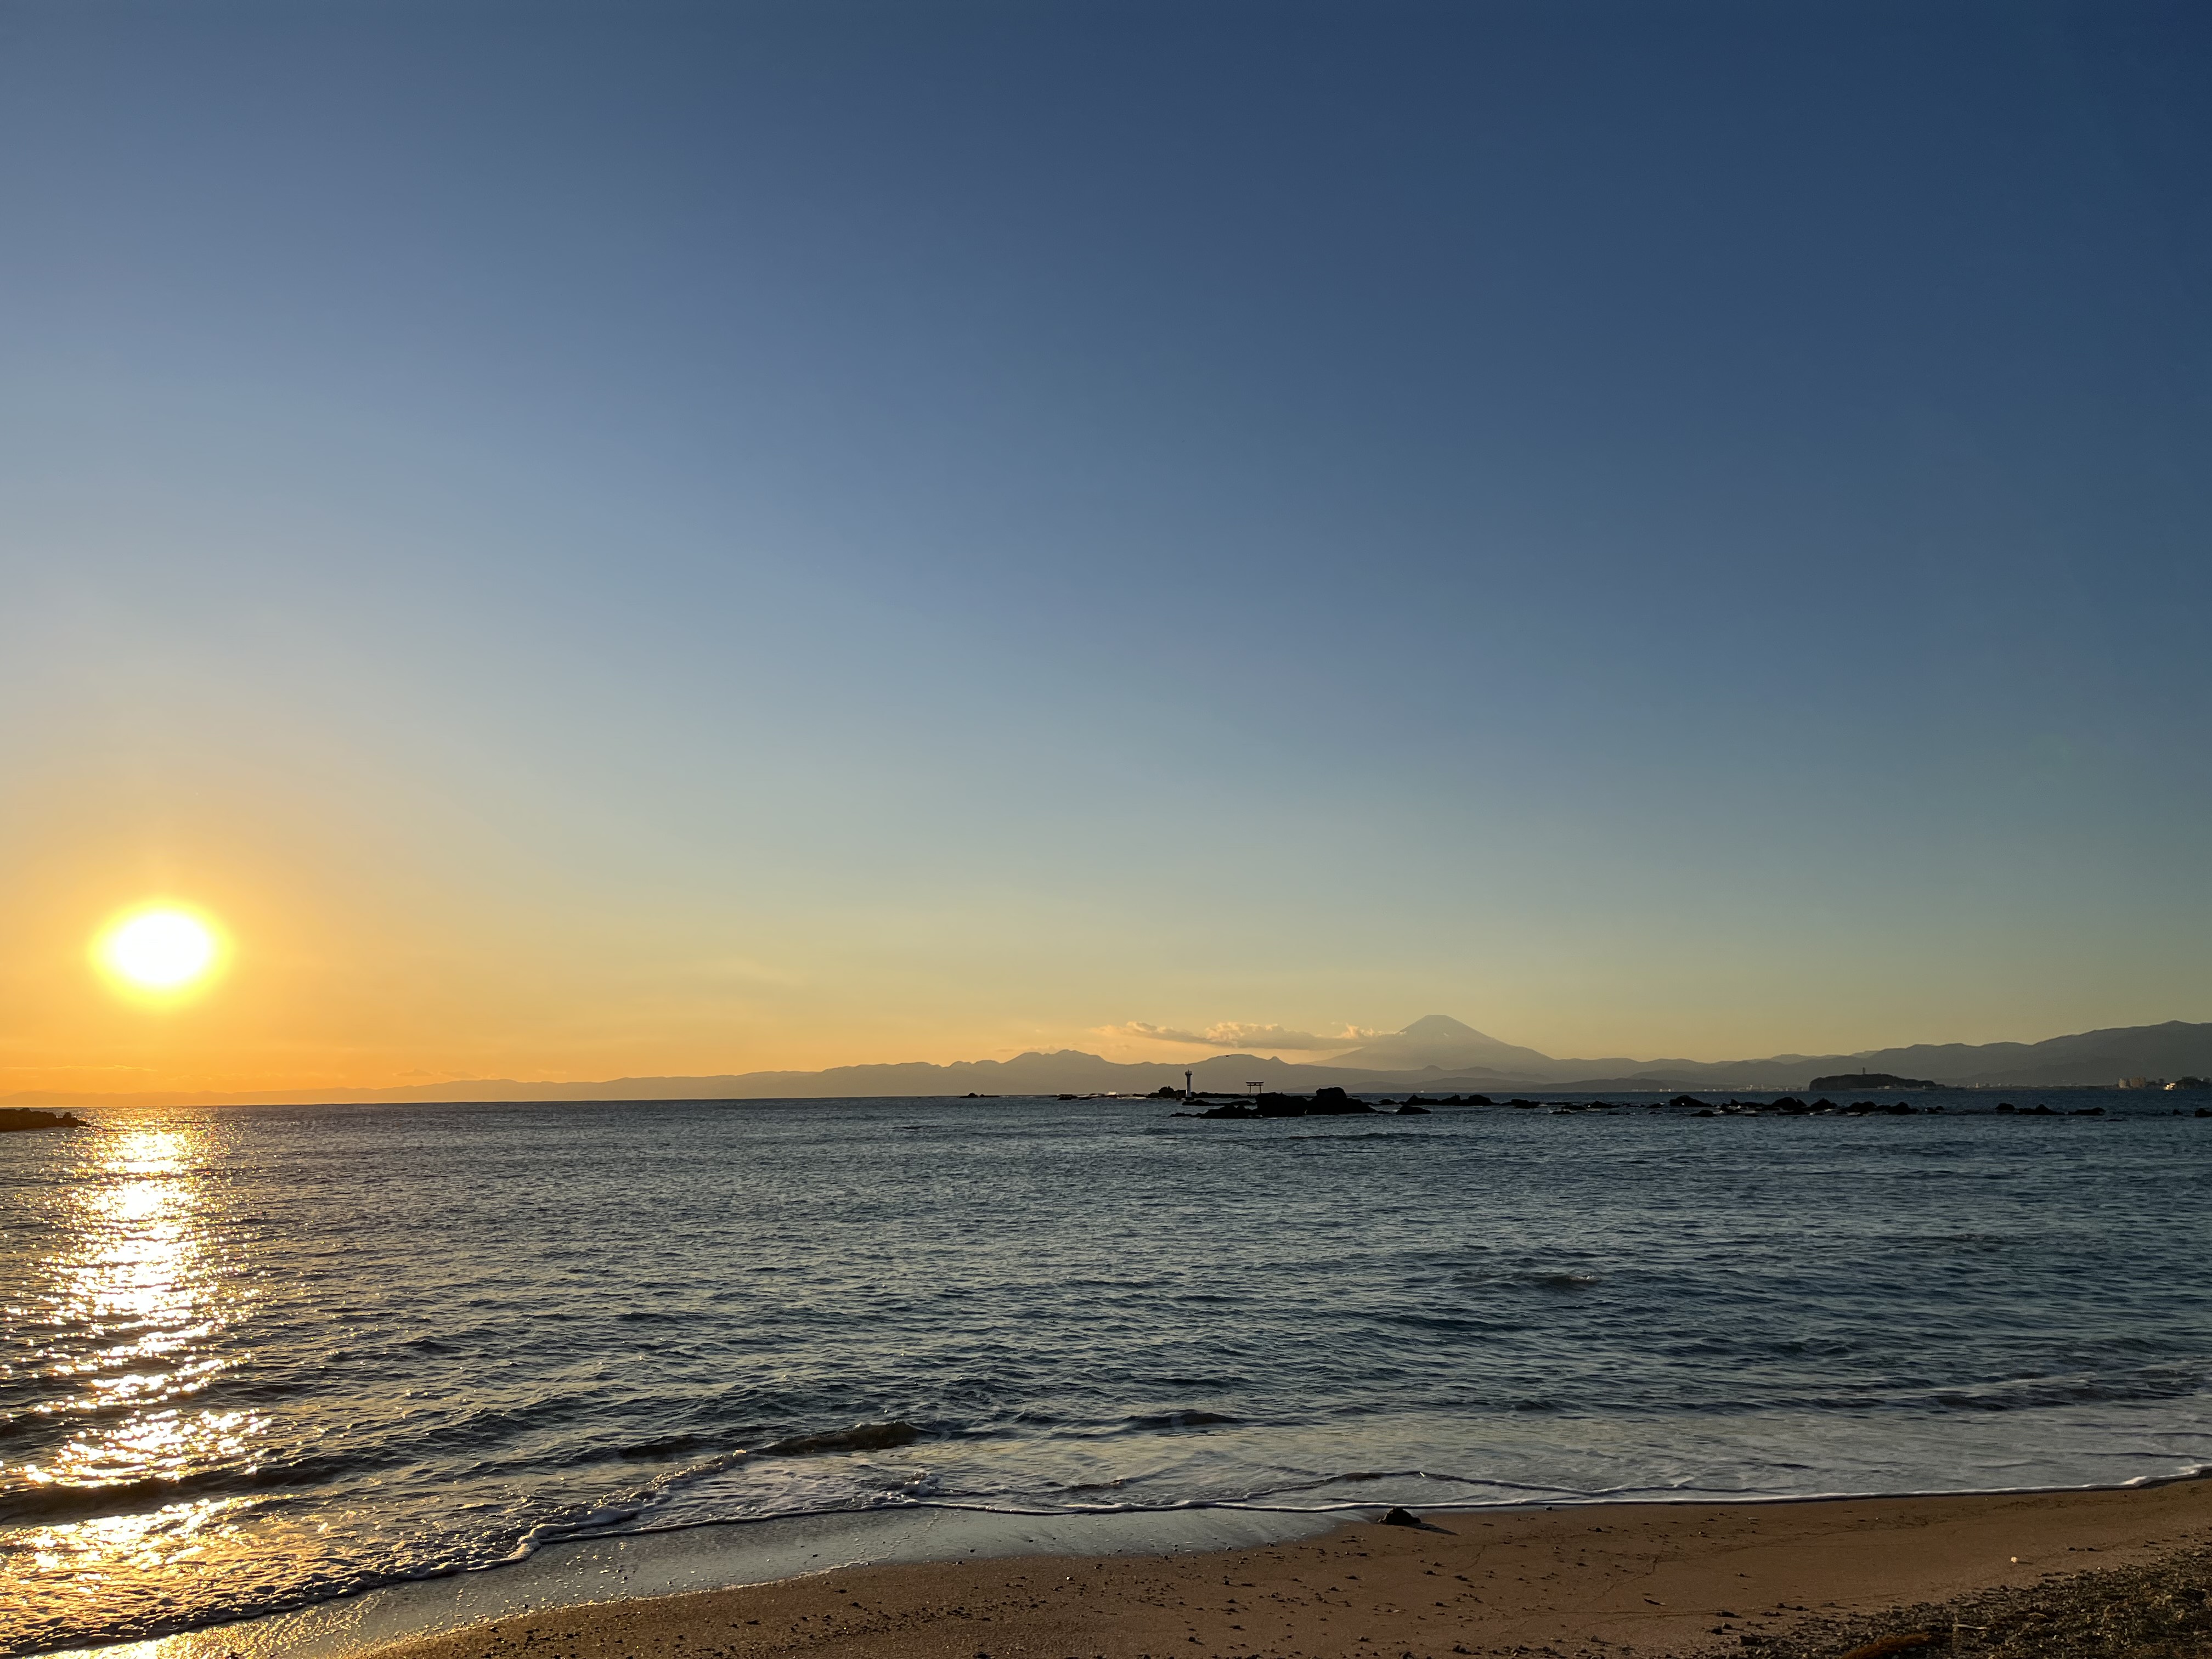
<box><xmin>367</xmin><ymin>1477</ymin><xmax>2212</xmax><ymax>1659</ymax></box>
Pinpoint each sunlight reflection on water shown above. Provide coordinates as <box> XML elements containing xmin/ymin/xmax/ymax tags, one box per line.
<box><xmin>32</xmin><ymin>1130</ymin><xmax>242</xmax><ymax>1470</ymax></box>
<box><xmin>4</xmin><ymin>1123</ymin><xmax>279</xmax><ymax>1649</ymax></box>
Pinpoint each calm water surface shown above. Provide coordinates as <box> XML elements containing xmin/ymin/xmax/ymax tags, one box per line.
<box><xmin>3</xmin><ymin>1093</ymin><xmax>2209</xmax><ymax>1655</ymax></box>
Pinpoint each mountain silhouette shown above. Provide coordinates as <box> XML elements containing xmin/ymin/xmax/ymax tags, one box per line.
<box><xmin>10</xmin><ymin>1018</ymin><xmax>2212</xmax><ymax>1107</ymax></box>
<box><xmin>1324</xmin><ymin>1015</ymin><xmax>1559</xmax><ymax>1075</ymax></box>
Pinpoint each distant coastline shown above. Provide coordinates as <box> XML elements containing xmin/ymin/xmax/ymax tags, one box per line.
<box><xmin>9</xmin><ymin>1015</ymin><xmax>2212</xmax><ymax>1109</ymax></box>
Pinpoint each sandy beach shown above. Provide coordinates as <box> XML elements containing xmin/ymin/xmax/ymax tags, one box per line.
<box><xmin>362</xmin><ymin>1479</ymin><xmax>2212</xmax><ymax>1659</ymax></box>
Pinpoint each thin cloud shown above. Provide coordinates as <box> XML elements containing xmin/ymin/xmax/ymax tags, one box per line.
<box><xmin>1093</xmin><ymin>1022</ymin><xmax>1380</xmax><ymax>1052</ymax></box>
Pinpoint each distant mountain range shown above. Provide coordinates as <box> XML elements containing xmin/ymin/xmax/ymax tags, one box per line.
<box><xmin>10</xmin><ymin>1014</ymin><xmax>2211</xmax><ymax>1108</ymax></box>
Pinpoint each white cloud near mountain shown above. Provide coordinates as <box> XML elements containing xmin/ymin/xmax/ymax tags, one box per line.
<box><xmin>1092</xmin><ymin>1022</ymin><xmax>1380</xmax><ymax>1052</ymax></box>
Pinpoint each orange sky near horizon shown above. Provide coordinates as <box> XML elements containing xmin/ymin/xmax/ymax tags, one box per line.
<box><xmin>4</xmin><ymin>749</ymin><xmax>2187</xmax><ymax>1100</ymax></box>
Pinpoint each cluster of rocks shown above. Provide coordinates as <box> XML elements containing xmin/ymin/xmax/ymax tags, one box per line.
<box><xmin>1673</xmin><ymin>1096</ymin><xmax>2113</xmax><ymax>1118</ymax></box>
<box><xmin>1177</xmin><ymin>1087</ymin><xmax>1434</xmax><ymax>1120</ymax></box>
<box><xmin>1167</xmin><ymin>1091</ymin><xmax>2201</xmax><ymax>1122</ymax></box>
<box><xmin>1669</xmin><ymin>1096</ymin><xmax>1938</xmax><ymax>1116</ymax></box>
<box><xmin>0</xmin><ymin>1108</ymin><xmax>86</xmax><ymax>1134</ymax></box>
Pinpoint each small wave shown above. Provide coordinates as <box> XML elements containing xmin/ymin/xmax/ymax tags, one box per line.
<box><xmin>0</xmin><ymin>1449</ymin><xmax>370</xmax><ymax>1525</ymax></box>
<box><xmin>1921</xmin><ymin>1366</ymin><xmax>2210</xmax><ymax>1413</ymax></box>
<box><xmin>761</xmin><ymin>1420</ymin><xmax>924</xmax><ymax>1456</ymax></box>
<box><xmin>500</xmin><ymin>1499</ymin><xmax>654</xmax><ymax>1559</ymax></box>
<box><xmin>1246</xmin><ymin>1469</ymin><xmax>1586</xmax><ymax>1502</ymax></box>
<box><xmin>1451</xmin><ymin>1267</ymin><xmax>1602</xmax><ymax>1289</ymax></box>
<box><xmin>617</xmin><ymin>1432</ymin><xmax>733</xmax><ymax>1460</ymax></box>
<box><xmin>1126</xmin><ymin>1409</ymin><xmax>1239</xmax><ymax>1430</ymax></box>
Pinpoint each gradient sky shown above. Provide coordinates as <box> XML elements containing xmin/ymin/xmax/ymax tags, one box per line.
<box><xmin>5</xmin><ymin>0</ymin><xmax>2209</xmax><ymax>1094</ymax></box>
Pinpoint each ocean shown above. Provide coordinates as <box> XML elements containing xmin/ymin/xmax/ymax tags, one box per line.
<box><xmin>4</xmin><ymin>1091</ymin><xmax>2208</xmax><ymax>1657</ymax></box>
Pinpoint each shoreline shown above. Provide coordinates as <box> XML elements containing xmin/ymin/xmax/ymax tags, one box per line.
<box><xmin>361</xmin><ymin>1479</ymin><xmax>2212</xmax><ymax>1659</ymax></box>
<box><xmin>46</xmin><ymin>1475</ymin><xmax>2212</xmax><ymax>1659</ymax></box>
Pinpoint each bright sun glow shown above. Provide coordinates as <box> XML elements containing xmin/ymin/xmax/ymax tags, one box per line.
<box><xmin>98</xmin><ymin>909</ymin><xmax>222</xmax><ymax>993</ymax></box>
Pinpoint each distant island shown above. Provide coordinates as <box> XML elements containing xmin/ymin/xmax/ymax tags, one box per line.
<box><xmin>1807</xmin><ymin>1071</ymin><xmax>1940</xmax><ymax>1091</ymax></box>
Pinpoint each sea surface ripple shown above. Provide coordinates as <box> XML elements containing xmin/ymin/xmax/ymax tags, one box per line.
<box><xmin>3</xmin><ymin>1092</ymin><xmax>2209</xmax><ymax>1654</ymax></box>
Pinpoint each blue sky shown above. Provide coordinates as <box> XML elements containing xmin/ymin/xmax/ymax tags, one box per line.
<box><xmin>4</xmin><ymin>0</ymin><xmax>2209</xmax><ymax>1087</ymax></box>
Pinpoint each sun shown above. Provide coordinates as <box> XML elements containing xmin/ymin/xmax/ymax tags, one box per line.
<box><xmin>95</xmin><ymin>907</ymin><xmax>225</xmax><ymax>996</ymax></box>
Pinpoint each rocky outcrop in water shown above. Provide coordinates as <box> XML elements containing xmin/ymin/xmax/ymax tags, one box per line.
<box><xmin>1186</xmin><ymin>1087</ymin><xmax>1384</xmax><ymax>1120</ymax></box>
<box><xmin>0</xmin><ymin>1109</ymin><xmax>86</xmax><ymax>1133</ymax></box>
